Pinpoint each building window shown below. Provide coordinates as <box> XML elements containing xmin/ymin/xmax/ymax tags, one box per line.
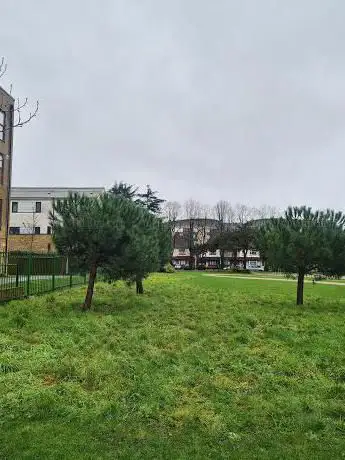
<box><xmin>47</xmin><ymin>226</ymin><xmax>52</xmax><ymax>235</ymax></box>
<box><xmin>47</xmin><ymin>243</ymin><xmax>51</xmax><ymax>253</ymax></box>
<box><xmin>9</xmin><ymin>227</ymin><xmax>20</xmax><ymax>235</ymax></box>
<box><xmin>0</xmin><ymin>111</ymin><xmax>5</xmax><ymax>141</ymax></box>
<box><xmin>12</xmin><ymin>202</ymin><xmax>18</xmax><ymax>213</ymax></box>
<box><xmin>34</xmin><ymin>227</ymin><xmax>41</xmax><ymax>235</ymax></box>
<box><xmin>209</xmin><ymin>250</ymin><xmax>217</xmax><ymax>255</ymax></box>
<box><xmin>250</xmin><ymin>250</ymin><xmax>257</xmax><ymax>255</ymax></box>
<box><xmin>35</xmin><ymin>202</ymin><xmax>42</xmax><ymax>213</ymax></box>
<box><xmin>178</xmin><ymin>248</ymin><xmax>186</xmax><ymax>254</ymax></box>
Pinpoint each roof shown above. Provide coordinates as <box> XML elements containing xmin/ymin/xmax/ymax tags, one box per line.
<box><xmin>10</xmin><ymin>187</ymin><xmax>105</xmax><ymax>200</ymax></box>
<box><xmin>0</xmin><ymin>86</ymin><xmax>15</xmax><ymax>102</ymax></box>
<box><xmin>175</xmin><ymin>218</ymin><xmax>219</xmax><ymax>226</ymax></box>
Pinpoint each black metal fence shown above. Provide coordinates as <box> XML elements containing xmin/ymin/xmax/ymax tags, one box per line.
<box><xmin>0</xmin><ymin>253</ymin><xmax>86</xmax><ymax>302</ymax></box>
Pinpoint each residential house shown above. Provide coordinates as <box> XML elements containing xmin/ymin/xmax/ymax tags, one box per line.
<box><xmin>171</xmin><ymin>218</ymin><xmax>264</xmax><ymax>270</ymax></box>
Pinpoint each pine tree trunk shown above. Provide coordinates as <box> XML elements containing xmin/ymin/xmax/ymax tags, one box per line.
<box><xmin>136</xmin><ymin>277</ymin><xmax>144</xmax><ymax>294</ymax></box>
<box><xmin>189</xmin><ymin>252</ymin><xmax>194</xmax><ymax>270</ymax></box>
<box><xmin>243</xmin><ymin>250</ymin><xmax>248</xmax><ymax>270</ymax></box>
<box><xmin>220</xmin><ymin>249</ymin><xmax>225</xmax><ymax>270</ymax></box>
<box><xmin>82</xmin><ymin>264</ymin><xmax>97</xmax><ymax>310</ymax></box>
<box><xmin>297</xmin><ymin>269</ymin><xmax>304</xmax><ymax>305</ymax></box>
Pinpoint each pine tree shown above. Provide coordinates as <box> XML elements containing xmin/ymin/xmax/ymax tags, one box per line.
<box><xmin>102</xmin><ymin>208</ymin><xmax>171</xmax><ymax>294</ymax></box>
<box><xmin>257</xmin><ymin>206</ymin><xmax>345</xmax><ymax>305</ymax></box>
<box><xmin>51</xmin><ymin>193</ymin><xmax>134</xmax><ymax>309</ymax></box>
<box><xmin>137</xmin><ymin>185</ymin><xmax>165</xmax><ymax>214</ymax></box>
<box><xmin>109</xmin><ymin>181</ymin><xmax>138</xmax><ymax>200</ymax></box>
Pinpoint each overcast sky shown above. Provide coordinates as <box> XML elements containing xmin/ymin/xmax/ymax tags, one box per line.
<box><xmin>1</xmin><ymin>1</ymin><xmax>344</xmax><ymax>210</ymax></box>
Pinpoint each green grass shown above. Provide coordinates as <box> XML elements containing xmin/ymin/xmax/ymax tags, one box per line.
<box><xmin>1</xmin><ymin>273</ymin><xmax>345</xmax><ymax>459</ymax></box>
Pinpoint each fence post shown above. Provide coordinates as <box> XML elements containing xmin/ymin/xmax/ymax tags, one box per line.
<box><xmin>52</xmin><ymin>256</ymin><xmax>56</xmax><ymax>291</ymax></box>
<box><xmin>26</xmin><ymin>254</ymin><xmax>32</xmax><ymax>297</ymax></box>
<box><xmin>15</xmin><ymin>264</ymin><xmax>19</xmax><ymax>288</ymax></box>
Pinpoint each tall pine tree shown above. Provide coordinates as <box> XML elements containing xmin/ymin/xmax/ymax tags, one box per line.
<box><xmin>137</xmin><ymin>185</ymin><xmax>165</xmax><ymax>214</ymax></box>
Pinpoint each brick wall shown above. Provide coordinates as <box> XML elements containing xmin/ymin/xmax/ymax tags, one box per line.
<box><xmin>8</xmin><ymin>235</ymin><xmax>54</xmax><ymax>253</ymax></box>
<box><xmin>0</xmin><ymin>87</ymin><xmax>15</xmax><ymax>253</ymax></box>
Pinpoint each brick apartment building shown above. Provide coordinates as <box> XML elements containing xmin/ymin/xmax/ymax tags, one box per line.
<box><xmin>9</xmin><ymin>187</ymin><xmax>105</xmax><ymax>252</ymax></box>
<box><xmin>0</xmin><ymin>86</ymin><xmax>14</xmax><ymax>254</ymax></box>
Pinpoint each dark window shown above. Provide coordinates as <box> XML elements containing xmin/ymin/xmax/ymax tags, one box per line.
<box><xmin>9</xmin><ymin>227</ymin><xmax>20</xmax><ymax>235</ymax></box>
<box><xmin>12</xmin><ymin>201</ymin><xmax>18</xmax><ymax>213</ymax></box>
<box><xmin>47</xmin><ymin>226</ymin><xmax>52</xmax><ymax>235</ymax></box>
<box><xmin>35</xmin><ymin>202</ymin><xmax>42</xmax><ymax>213</ymax></box>
<box><xmin>34</xmin><ymin>227</ymin><xmax>41</xmax><ymax>235</ymax></box>
<box><xmin>0</xmin><ymin>111</ymin><xmax>5</xmax><ymax>141</ymax></box>
<box><xmin>47</xmin><ymin>243</ymin><xmax>52</xmax><ymax>253</ymax></box>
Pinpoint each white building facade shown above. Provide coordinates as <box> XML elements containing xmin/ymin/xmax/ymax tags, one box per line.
<box><xmin>8</xmin><ymin>187</ymin><xmax>105</xmax><ymax>253</ymax></box>
<box><xmin>9</xmin><ymin>187</ymin><xmax>105</xmax><ymax>236</ymax></box>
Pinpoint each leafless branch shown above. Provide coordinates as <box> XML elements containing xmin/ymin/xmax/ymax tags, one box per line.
<box><xmin>256</xmin><ymin>205</ymin><xmax>281</xmax><ymax>219</ymax></box>
<box><xmin>0</xmin><ymin>57</ymin><xmax>39</xmax><ymax>129</ymax></box>
<box><xmin>163</xmin><ymin>201</ymin><xmax>181</xmax><ymax>223</ymax></box>
<box><xmin>0</xmin><ymin>57</ymin><xmax>7</xmax><ymax>79</ymax></box>
<box><xmin>13</xmin><ymin>100</ymin><xmax>39</xmax><ymax>128</ymax></box>
<box><xmin>184</xmin><ymin>199</ymin><xmax>202</xmax><ymax>220</ymax></box>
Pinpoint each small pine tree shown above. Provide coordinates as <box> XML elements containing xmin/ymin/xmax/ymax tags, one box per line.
<box><xmin>102</xmin><ymin>208</ymin><xmax>171</xmax><ymax>294</ymax></box>
<box><xmin>257</xmin><ymin>206</ymin><xmax>345</xmax><ymax>305</ymax></box>
<box><xmin>51</xmin><ymin>193</ymin><xmax>135</xmax><ymax>309</ymax></box>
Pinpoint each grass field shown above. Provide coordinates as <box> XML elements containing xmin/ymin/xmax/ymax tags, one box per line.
<box><xmin>1</xmin><ymin>273</ymin><xmax>345</xmax><ymax>459</ymax></box>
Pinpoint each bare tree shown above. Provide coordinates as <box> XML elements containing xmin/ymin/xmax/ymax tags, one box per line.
<box><xmin>256</xmin><ymin>205</ymin><xmax>280</xmax><ymax>220</ymax></box>
<box><xmin>163</xmin><ymin>201</ymin><xmax>181</xmax><ymax>225</ymax></box>
<box><xmin>0</xmin><ymin>57</ymin><xmax>39</xmax><ymax>129</ymax></box>
<box><xmin>234</xmin><ymin>203</ymin><xmax>258</xmax><ymax>224</ymax></box>
<box><xmin>22</xmin><ymin>209</ymin><xmax>39</xmax><ymax>252</ymax></box>
<box><xmin>184</xmin><ymin>199</ymin><xmax>202</xmax><ymax>220</ymax></box>
<box><xmin>163</xmin><ymin>201</ymin><xmax>182</xmax><ymax>256</ymax></box>
<box><xmin>212</xmin><ymin>200</ymin><xmax>234</xmax><ymax>268</ymax></box>
<box><xmin>232</xmin><ymin>204</ymin><xmax>259</xmax><ymax>269</ymax></box>
<box><xmin>183</xmin><ymin>199</ymin><xmax>205</xmax><ymax>268</ymax></box>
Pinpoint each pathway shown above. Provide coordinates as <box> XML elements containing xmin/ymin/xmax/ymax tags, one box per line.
<box><xmin>204</xmin><ymin>274</ymin><xmax>345</xmax><ymax>287</ymax></box>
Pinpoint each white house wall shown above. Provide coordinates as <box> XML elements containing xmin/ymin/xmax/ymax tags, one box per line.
<box><xmin>10</xmin><ymin>187</ymin><xmax>105</xmax><ymax>235</ymax></box>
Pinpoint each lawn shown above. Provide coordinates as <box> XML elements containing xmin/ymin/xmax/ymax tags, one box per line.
<box><xmin>1</xmin><ymin>273</ymin><xmax>345</xmax><ymax>459</ymax></box>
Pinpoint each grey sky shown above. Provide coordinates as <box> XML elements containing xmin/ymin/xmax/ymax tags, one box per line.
<box><xmin>1</xmin><ymin>1</ymin><xmax>345</xmax><ymax>210</ymax></box>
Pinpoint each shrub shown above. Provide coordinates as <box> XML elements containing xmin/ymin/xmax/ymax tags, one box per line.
<box><xmin>164</xmin><ymin>263</ymin><xmax>175</xmax><ymax>274</ymax></box>
<box><xmin>230</xmin><ymin>268</ymin><xmax>251</xmax><ymax>274</ymax></box>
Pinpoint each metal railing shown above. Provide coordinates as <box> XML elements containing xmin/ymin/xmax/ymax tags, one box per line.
<box><xmin>0</xmin><ymin>253</ymin><xmax>86</xmax><ymax>302</ymax></box>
